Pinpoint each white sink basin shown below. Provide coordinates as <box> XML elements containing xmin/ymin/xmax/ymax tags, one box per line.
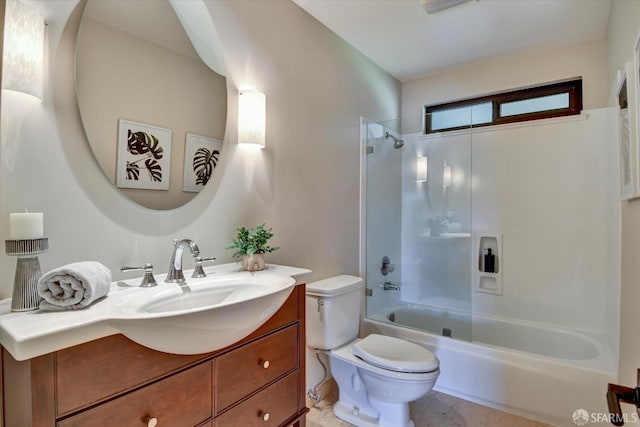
<box><xmin>110</xmin><ymin>272</ymin><xmax>295</xmax><ymax>354</ymax></box>
<box><xmin>0</xmin><ymin>263</ymin><xmax>311</xmax><ymax>362</ymax></box>
<box><xmin>142</xmin><ymin>287</ymin><xmax>236</xmax><ymax>313</ymax></box>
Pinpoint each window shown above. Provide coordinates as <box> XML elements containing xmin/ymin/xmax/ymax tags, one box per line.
<box><xmin>424</xmin><ymin>79</ymin><xmax>582</xmax><ymax>134</ymax></box>
<box><xmin>430</xmin><ymin>102</ymin><xmax>492</xmax><ymax>131</ymax></box>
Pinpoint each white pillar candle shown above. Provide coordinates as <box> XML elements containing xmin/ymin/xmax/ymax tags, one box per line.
<box><xmin>9</xmin><ymin>212</ymin><xmax>44</xmax><ymax>240</ymax></box>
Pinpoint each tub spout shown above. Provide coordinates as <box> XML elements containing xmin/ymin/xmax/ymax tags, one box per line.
<box><xmin>382</xmin><ymin>281</ymin><xmax>400</xmax><ymax>291</ymax></box>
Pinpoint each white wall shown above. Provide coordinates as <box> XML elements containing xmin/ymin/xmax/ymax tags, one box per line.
<box><xmin>0</xmin><ymin>0</ymin><xmax>400</xmax><ymax>299</ymax></box>
<box><xmin>402</xmin><ymin>39</ymin><xmax>609</xmax><ymax>134</ymax></box>
<box><xmin>0</xmin><ymin>0</ymin><xmax>401</xmax><ymax>412</ymax></box>
<box><xmin>398</xmin><ymin>32</ymin><xmax>621</xmax><ymax>376</ymax></box>
<box><xmin>204</xmin><ymin>1</ymin><xmax>401</xmax><ymax>282</ymax></box>
<box><xmin>398</xmin><ymin>111</ymin><xmax>617</xmax><ymax>339</ymax></box>
<box><xmin>400</xmin><ymin>131</ymin><xmax>472</xmax><ymax>314</ymax></box>
<box><xmin>607</xmin><ymin>0</ymin><xmax>640</xmax><ymax>394</ymax></box>
<box><xmin>471</xmin><ymin>111</ymin><xmax>615</xmax><ymax>332</ymax></box>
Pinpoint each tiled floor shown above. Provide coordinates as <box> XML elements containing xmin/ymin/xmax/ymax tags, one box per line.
<box><xmin>307</xmin><ymin>389</ymin><xmax>553</xmax><ymax>427</ymax></box>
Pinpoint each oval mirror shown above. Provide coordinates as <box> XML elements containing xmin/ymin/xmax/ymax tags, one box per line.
<box><xmin>76</xmin><ymin>0</ymin><xmax>227</xmax><ymax>210</ymax></box>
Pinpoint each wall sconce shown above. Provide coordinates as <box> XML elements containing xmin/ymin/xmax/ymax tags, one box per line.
<box><xmin>238</xmin><ymin>90</ymin><xmax>266</xmax><ymax>150</ymax></box>
<box><xmin>443</xmin><ymin>163</ymin><xmax>452</xmax><ymax>188</ymax></box>
<box><xmin>417</xmin><ymin>156</ymin><xmax>428</xmax><ymax>182</ymax></box>
<box><xmin>2</xmin><ymin>0</ymin><xmax>45</xmax><ymax>99</ymax></box>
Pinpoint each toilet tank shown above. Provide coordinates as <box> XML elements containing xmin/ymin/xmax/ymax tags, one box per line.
<box><xmin>306</xmin><ymin>275</ymin><xmax>364</xmax><ymax>350</ymax></box>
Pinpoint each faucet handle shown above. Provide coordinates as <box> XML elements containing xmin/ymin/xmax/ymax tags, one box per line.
<box><xmin>381</xmin><ymin>256</ymin><xmax>395</xmax><ymax>276</ymax></box>
<box><xmin>192</xmin><ymin>256</ymin><xmax>216</xmax><ymax>278</ymax></box>
<box><xmin>120</xmin><ymin>263</ymin><xmax>158</xmax><ymax>287</ymax></box>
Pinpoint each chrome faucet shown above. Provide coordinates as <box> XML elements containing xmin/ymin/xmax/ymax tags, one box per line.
<box><xmin>165</xmin><ymin>239</ymin><xmax>200</xmax><ymax>283</ymax></box>
<box><xmin>382</xmin><ymin>281</ymin><xmax>400</xmax><ymax>291</ymax></box>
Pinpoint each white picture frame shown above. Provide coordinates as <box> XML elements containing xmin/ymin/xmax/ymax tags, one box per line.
<box><xmin>116</xmin><ymin>120</ymin><xmax>172</xmax><ymax>191</ymax></box>
<box><xmin>616</xmin><ymin>64</ymin><xmax>636</xmax><ymax>200</ymax></box>
<box><xmin>633</xmin><ymin>30</ymin><xmax>640</xmax><ymax>197</ymax></box>
<box><xmin>182</xmin><ymin>133</ymin><xmax>223</xmax><ymax>193</ymax></box>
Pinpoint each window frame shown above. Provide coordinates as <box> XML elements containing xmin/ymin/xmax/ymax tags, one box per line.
<box><xmin>424</xmin><ymin>79</ymin><xmax>583</xmax><ymax>134</ymax></box>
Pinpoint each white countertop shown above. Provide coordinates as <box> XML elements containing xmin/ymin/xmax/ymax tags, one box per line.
<box><xmin>0</xmin><ymin>263</ymin><xmax>311</xmax><ymax>361</ymax></box>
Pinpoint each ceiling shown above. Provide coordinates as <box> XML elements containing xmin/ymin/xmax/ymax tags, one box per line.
<box><xmin>293</xmin><ymin>0</ymin><xmax>612</xmax><ymax>82</ymax></box>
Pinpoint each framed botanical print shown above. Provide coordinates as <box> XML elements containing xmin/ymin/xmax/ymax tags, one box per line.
<box><xmin>182</xmin><ymin>133</ymin><xmax>223</xmax><ymax>193</ymax></box>
<box><xmin>116</xmin><ymin>120</ymin><xmax>172</xmax><ymax>191</ymax></box>
<box><xmin>616</xmin><ymin>63</ymin><xmax>637</xmax><ymax>200</ymax></box>
<box><xmin>633</xmin><ymin>30</ymin><xmax>640</xmax><ymax>197</ymax></box>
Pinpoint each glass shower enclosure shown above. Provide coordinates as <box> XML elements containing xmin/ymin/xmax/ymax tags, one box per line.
<box><xmin>362</xmin><ymin>116</ymin><xmax>473</xmax><ymax>341</ymax></box>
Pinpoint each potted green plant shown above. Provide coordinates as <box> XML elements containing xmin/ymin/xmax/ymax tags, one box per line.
<box><xmin>227</xmin><ymin>223</ymin><xmax>279</xmax><ymax>271</ymax></box>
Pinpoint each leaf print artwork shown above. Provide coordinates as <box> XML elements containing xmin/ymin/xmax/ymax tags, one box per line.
<box><xmin>117</xmin><ymin>120</ymin><xmax>172</xmax><ymax>191</ymax></box>
<box><xmin>127</xmin><ymin>130</ymin><xmax>164</xmax><ymax>160</ymax></box>
<box><xmin>193</xmin><ymin>147</ymin><xmax>220</xmax><ymax>185</ymax></box>
<box><xmin>145</xmin><ymin>158</ymin><xmax>163</xmax><ymax>182</ymax></box>
<box><xmin>126</xmin><ymin>161</ymin><xmax>140</xmax><ymax>180</ymax></box>
<box><xmin>182</xmin><ymin>134</ymin><xmax>223</xmax><ymax>193</ymax></box>
<box><xmin>124</xmin><ymin>130</ymin><xmax>165</xmax><ymax>182</ymax></box>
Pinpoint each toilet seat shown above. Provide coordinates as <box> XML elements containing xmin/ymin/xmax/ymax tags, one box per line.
<box><xmin>352</xmin><ymin>334</ymin><xmax>439</xmax><ymax>373</ymax></box>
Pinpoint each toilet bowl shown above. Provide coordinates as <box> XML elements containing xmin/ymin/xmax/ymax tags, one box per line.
<box><xmin>330</xmin><ymin>335</ymin><xmax>439</xmax><ymax>427</ymax></box>
<box><xmin>306</xmin><ymin>275</ymin><xmax>440</xmax><ymax>427</ymax></box>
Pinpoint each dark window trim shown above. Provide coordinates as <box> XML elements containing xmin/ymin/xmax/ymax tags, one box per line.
<box><xmin>424</xmin><ymin>79</ymin><xmax>583</xmax><ymax>134</ymax></box>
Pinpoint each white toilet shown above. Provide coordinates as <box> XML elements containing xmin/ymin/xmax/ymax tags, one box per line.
<box><xmin>306</xmin><ymin>275</ymin><xmax>440</xmax><ymax>427</ymax></box>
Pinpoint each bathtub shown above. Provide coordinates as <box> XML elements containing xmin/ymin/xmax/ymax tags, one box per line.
<box><xmin>365</xmin><ymin>303</ymin><xmax>617</xmax><ymax>427</ymax></box>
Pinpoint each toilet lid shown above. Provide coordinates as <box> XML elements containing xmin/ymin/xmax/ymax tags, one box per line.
<box><xmin>352</xmin><ymin>334</ymin><xmax>439</xmax><ymax>373</ymax></box>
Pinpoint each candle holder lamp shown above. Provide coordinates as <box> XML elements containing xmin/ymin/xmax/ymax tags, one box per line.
<box><xmin>5</xmin><ymin>238</ymin><xmax>48</xmax><ymax>311</ymax></box>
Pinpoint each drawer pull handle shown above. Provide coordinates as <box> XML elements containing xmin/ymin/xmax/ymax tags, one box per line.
<box><xmin>145</xmin><ymin>417</ymin><xmax>158</xmax><ymax>427</ymax></box>
<box><xmin>258</xmin><ymin>411</ymin><xmax>270</xmax><ymax>421</ymax></box>
<box><xmin>260</xmin><ymin>359</ymin><xmax>270</xmax><ymax>369</ymax></box>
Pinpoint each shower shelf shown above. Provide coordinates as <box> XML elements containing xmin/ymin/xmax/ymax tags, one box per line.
<box><xmin>423</xmin><ymin>232</ymin><xmax>471</xmax><ymax>240</ymax></box>
<box><xmin>474</xmin><ymin>233</ymin><xmax>503</xmax><ymax>295</ymax></box>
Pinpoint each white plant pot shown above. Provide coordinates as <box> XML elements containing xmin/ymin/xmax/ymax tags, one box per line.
<box><xmin>242</xmin><ymin>254</ymin><xmax>265</xmax><ymax>272</ymax></box>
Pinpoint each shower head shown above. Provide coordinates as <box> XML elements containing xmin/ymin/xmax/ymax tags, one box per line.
<box><xmin>385</xmin><ymin>131</ymin><xmax>405</xmax><ymax>149</ymax></box>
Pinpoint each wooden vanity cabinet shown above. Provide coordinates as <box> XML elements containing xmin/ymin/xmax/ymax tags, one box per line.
<box><xmin>2</xmin><ymin>284</ymin><xmax>308</xmax><ymax>427</ymax></box>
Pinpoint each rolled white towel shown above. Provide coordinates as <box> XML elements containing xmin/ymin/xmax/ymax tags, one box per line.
<box><xmin>37</xmin><ymin>261</ymin><xmax>111</xmax><ymax>311</ymax></box>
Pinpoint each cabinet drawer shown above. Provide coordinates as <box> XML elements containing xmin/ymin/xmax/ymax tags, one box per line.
<box><xmin>58</xmin><ymin>362</ymin><xmax>212</xmax><ymax>427</ymax></box>
<box><xmin>216</xmin><ymin>325</ymin><xmax>298</xmax><ymax>412</ymax></box>
<box><xmin>216</xmin><ymin>371</ymin><xmax>298</xmax><ymax>427</ymax></box>
<box><xmin>56</xmin><ymin>334</ymin><xmax>208</xmax><ymax>415</ymax></box>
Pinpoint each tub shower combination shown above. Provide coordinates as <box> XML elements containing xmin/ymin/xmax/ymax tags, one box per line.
<box><xmin>361</xmin><ymin>117</ymin><xmax>617</xmax><ymax>427</ymax></box>
<box><xmin>364</xmin><ymin>308</ymin><xmax>614</xmax><ymax>427</ymax></box>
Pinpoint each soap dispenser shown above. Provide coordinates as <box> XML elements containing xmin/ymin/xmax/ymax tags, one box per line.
<box><xmin>484</xmin><ymin>248</ymin><xmax>495</xmax><ymax>273</ymax></box>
